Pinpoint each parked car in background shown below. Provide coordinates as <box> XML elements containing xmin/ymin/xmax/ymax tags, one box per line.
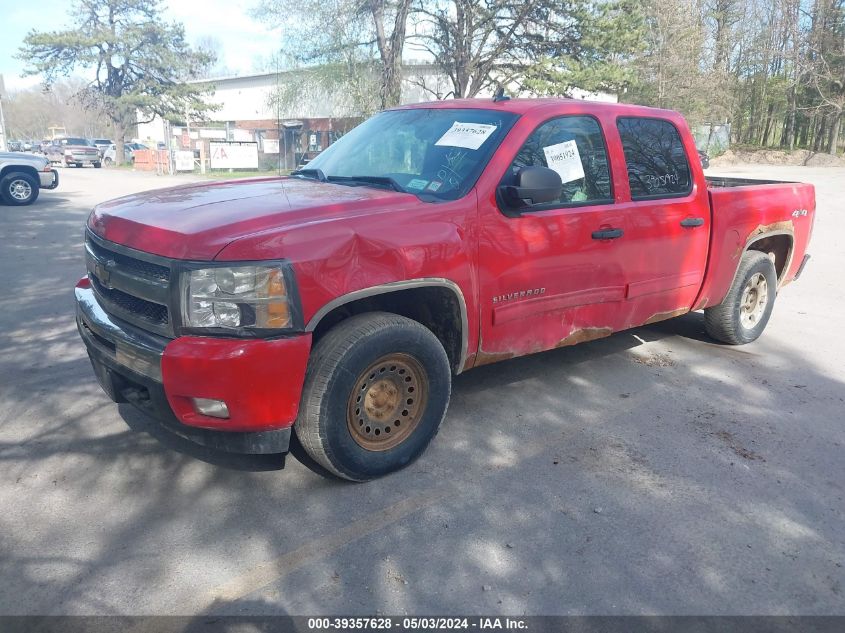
<box><xmin>22</xmin><ymin>141</ymin><xmax>33</xmax><ymax>151</ymax></box>
<box><xmin>91</xmin><ymin>139</ymin><xmax>114</xmax><ymax>158</ymax></box>
<box><xmin>46</xmin><ymin>138</ymin><xmax>102</xmax><ymax>168</ymax></box>
<box><xmin>103</xmin><ymin>142</ymin><xmax>149</xmax><ymax>166</ymax></box>
<box><xmin>7</xmin><ymin>141</ymin><xmax>23</xmax><ymax>152</ymax></box>
<box><xmin>0</xmin><ymin>151</ymin><xmax>59</xmax><ymax>205</ymax></box>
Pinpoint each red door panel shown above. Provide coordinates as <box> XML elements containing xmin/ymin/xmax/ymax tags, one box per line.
<box><xmin>608</xmin><ymin>116</ymin><xmax>711</xmax><ymax>328</ymax></box>
<box><xmin>477</xmin><ymin>202</ymin><xmax>629</xmax><ymax>361</ymax></box>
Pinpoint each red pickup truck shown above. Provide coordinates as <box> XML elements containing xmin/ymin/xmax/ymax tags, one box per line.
<box><xmin>75</xmin><ymin>98</ymin><xmax>815</xmax><ymax>480</ymax></box>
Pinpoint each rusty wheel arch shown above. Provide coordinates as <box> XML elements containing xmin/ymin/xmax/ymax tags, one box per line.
<box><xmin>305</xmin><ymin>278</ymin><xmax>469</xmax><ymax>374</ymax></box>
<box><xmin>743</xmin><ymin>227</ymin><xmax>795</xmax><ymax>288</ymax></box>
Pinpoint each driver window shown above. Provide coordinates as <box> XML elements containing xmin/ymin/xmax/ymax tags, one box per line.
<box><xmin>506</xmin><ymin>116</ymin><xmax>613</xmax><ymax>206</ymax></box>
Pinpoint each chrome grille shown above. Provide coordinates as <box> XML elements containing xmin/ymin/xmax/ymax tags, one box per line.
<box><xmin>91</xmin><ymin>278</ymin><xmax>169</xmax><ymax>327</ymax></box>
<box><xmin>85</xmin><ymin>233</ymin><xmax>174</xmax><ymax>337</ymax></box>
<box><xmin>87</xmin><ymin>238</ymin><xmax>170</xmax><ymax>282</ymax></box>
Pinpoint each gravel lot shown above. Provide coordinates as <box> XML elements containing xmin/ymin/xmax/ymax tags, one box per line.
<box><xmin>0</xmin><ymin>165</ymin><xmax>843</xmax><ymax>615</ymax></box>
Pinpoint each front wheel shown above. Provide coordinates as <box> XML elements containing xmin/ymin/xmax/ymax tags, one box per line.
<box><xmin>0</xmin><ymin>172</ymin><xmax>39</xmax><ymax>206</ymax></box>
<box><xmin>104</xmin><ymin>157</ymin><xmax>113</xmax><ymax>166</ymax></box>
<box><xmin>295</xmin><ymin>312</ymin><xmax>452</xmax><ymax>481</ymax></box>
<box><xmin>93</xmin><ymin>162</ymin><xmax>102</xmax><ymax>169</ymax></box>
<box><xmin>704</xmin><ymin>251</ymin><xmax>777</xmax><ymax>344</ymax></box>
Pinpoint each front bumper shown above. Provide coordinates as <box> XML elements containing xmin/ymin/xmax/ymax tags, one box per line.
<box><xmin>66</xmin><ymin>155</ymin><xmax>99</xmax><ymax>165</ymax></box>
<box><xmin>75</xmin><ymin>282</ymin><xmax>312</xmax><ymax>454</ymax></box>
<box><xmin>39</xmin><ymin>169</ymin><xmax>59</xmax><ymax>190</ymax></box>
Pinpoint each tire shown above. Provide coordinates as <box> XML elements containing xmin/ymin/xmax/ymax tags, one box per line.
<box><xmin>104</xmin><ymin>157</ymin><xmax>113</xmax><ymax>166</ymax></box>
<box><xmin>93</xmin><ymin>162</ymin><xmax>102</xmax><ymax>169</ymax></box>
<box><xmin>0</xmin><ymin>172</ymin><xmax>39</xmax><ymax>206</ymax></box>
<box><xmin>295</xmin><ymin>312</ymin><xmax>452</xmax><ymax>481</ymax></box>
<box><xmin>704</xmin><ymin>251</ymin><xmax>777</xmax><ymax>344</ymax></box>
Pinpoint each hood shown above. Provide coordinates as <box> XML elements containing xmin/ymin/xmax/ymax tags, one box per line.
<box><xmin>1</xmin><ymin>152</ymin><xmax>48</xmax><ymax>167</ymax></box>
<box><xmin>88</xmin><ymin>176</ymin><xmax>420</xmax><ymax>260</ymax></box>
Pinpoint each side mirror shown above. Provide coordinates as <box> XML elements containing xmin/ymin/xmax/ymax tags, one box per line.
<box><xmin>499</xmin><ymin>166</ymin><xmax>562</xmax><ymax>208</ymax></box>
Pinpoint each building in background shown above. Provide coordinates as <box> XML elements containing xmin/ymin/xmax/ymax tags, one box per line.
<box><xmin>138</xmin><ymin>62</ymin><xmax>617</xmax><ymax>171</ymax></box>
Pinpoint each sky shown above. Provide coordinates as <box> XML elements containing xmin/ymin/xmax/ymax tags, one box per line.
<box><xmin>0</xmin><ymin>0</ymin><xmax>283</xmax><ymax>92</ymax></box>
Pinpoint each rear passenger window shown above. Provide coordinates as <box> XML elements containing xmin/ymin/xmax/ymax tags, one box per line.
<box><xmin>617</xmin><ymin>117</ymin><xmax>692</xmax><ymax>199</ymax></box>
<box><xmin>505</xmin><ymin>116</ymin><xmax>612</xmax><ymax>207</ymax></box>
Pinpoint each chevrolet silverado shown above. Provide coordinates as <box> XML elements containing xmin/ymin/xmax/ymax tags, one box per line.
<box><xmin>74</xmin><ymin>98</ymin><xmax>815</xmax><ymax>480</ymax></box>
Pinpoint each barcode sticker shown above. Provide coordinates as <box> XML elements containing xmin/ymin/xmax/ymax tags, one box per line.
<box><xmin>543</xmin><ymin>140</ymin><xmax>585</xmax><ymax>183</ymax></box>
<box><xmin>435</xmin><ymin>122</ymin><xmax>498</xmax><ymax>150</ymax></box>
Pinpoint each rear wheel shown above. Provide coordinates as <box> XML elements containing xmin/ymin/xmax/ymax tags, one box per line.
<box><xmin>704</xmin><ymin>251</ymin><xmax>777</xmax><ymax>344</ymax></box>
<box><xmin>295</xmin><ymin>312</ymin><xmax>451</xmax><ymax>481</ymax></box>
<box><xmin>0</xmin><ymin>172</ymin><xmax>39</xmax><ymax>206</ymax></box>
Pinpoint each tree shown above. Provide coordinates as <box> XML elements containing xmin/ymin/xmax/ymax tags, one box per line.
<box><xmin>266</xmin><ymin>55</ymin><xmax>382</xmax><ymax>120</ymax></box>
<box><xmin>254</xmin><ymin>0</ymin><xmax>412</xmax><ymax>108</ymax></box>
<box><xmin>520</xmin><ymin>0</ymin><xmax>646</xmax><ymax>99</ymax></box>
<box><xmin>408</xmin><ymin>0</ymin><xmax>551</xmax><ymax>98</ymax></box>
<box><xmin>18</xmin><ymin>0</ymin><xmax>215</xmax><ymax>164</ymax></box>
<box><xmin>4</xmin><ymin>78</ymin><xmax>114</xmax><ymax>140</ymax></box>
<box><xmin>806</xmin><ymin>0</ymin><xmax>845</xmax><ymax>153</ymax></box>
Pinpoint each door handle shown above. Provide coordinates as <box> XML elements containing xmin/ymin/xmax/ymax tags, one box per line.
<box><xmin>680</xmin><ymin>217</ymin><xmax>705</xmax><ymax>227</ymax></box>
<box><xmin>592</xmin><ymin>228</ymin><xmax>624</xmax><ymax>240</ymax></box>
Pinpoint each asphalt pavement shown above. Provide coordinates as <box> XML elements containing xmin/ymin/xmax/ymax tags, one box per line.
<box><xmin>0</xmin><ymin>164</ymin><xmax>842</xmax><ymax>615</ymax></box>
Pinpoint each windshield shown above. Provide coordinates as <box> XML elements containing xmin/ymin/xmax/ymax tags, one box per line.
<box><xmin>62</xmin><ymin>138</ymin><xmax>91</xmax><ymax>146</ymax></box>
<box><xmin>302</xmin><ymin>108</ymin><xmax>518</xmax><ymax>200</ymax></box>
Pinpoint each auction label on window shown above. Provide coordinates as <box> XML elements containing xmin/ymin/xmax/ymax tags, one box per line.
<box><xmin>435</xmin><ymin>122</ymin><xmax>497</xmax><ymax>150</ymax></box>
<box><xmin>543</xmin><ymin>140</ymin><xmax>585</xmax><ymax>183</ymax></box>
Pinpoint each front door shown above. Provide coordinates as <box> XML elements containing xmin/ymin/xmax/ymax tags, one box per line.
<box><xmin>476</xmin><ymin>115</ymin><xmax>629</xmax><ymax>364</ymax></box>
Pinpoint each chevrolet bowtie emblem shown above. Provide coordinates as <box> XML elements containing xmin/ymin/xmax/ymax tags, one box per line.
<box><xmin>95</xmin><ymin>259</ymin><xmax>115</xmax><ymax>288</ymax></box>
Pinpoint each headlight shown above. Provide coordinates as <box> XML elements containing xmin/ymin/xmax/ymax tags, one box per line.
<box><xmin>181</xmin><ymin>265</ymin><xmax>292</xmax><ymax>330</ymax></box>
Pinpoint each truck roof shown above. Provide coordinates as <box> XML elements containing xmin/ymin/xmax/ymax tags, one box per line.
<box><xmin>394</xmin><ymin>97</ymin><xmax>683</xmax><ymax>120</ymax></box>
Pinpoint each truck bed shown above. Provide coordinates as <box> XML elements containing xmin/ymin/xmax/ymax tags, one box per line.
<box><xmin>706</xmin><ymin>176</ymin><xmax>793</xmax><ymax>188</ymax></box>
<box><xmin>694</xmin><ymin>177</ymin><xmax>815</xmax><ymax>311</ymax></box>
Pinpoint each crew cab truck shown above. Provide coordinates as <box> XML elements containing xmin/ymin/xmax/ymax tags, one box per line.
<box><xmin>74</xmin><ymin>99</ymin><xmax>815</xmax><ymax>480</ymax></box>
<box><xmin>46</xmin><ymin>137</ymin><xmax>102</xmax><ymax>168</ymax></box>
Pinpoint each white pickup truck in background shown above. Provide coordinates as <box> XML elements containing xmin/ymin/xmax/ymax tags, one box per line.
<box><xmin>0</xmin><ymin>152</ymin><xmax>59</xmax><ymax>205</ymax></box>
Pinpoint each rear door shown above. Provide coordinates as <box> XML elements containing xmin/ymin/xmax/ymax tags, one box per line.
<box><xmin>611</xmin><ymin>117</ymin><xmax>711</xmax><ymax>328</ymax></box>
<box><xmin>476</xmin><ymin>115</ymin><xmax>630</xmax><ymax>362</ymax></box>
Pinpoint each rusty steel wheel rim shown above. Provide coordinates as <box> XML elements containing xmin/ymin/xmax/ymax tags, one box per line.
<box><xmin>347</xmin><ymin>353</ymin><xmax>429</xmax><ymax>451</ymax></box>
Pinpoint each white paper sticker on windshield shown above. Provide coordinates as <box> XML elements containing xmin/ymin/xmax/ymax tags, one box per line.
<box><xmin>543</xmin><ymin>140</ymin><xmax>585</xmax><ymax>184</ymax></box>
<box><xmin>435</xmin><ymin>122</ymin><xmax>498</xmax><ymax>150</ymax></box>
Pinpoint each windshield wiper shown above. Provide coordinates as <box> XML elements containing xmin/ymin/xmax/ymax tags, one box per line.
<box><xmin>325</xmin><ymin>175</ymin><xmax>405</xmax><ymax>193</ymax></box>
<box><xmin>291</xmin><ymin>167</ymin><xmax>327</xmax><ymax>182</ymax></box>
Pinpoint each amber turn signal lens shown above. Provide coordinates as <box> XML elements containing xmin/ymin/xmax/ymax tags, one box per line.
<box><xmin>265</xmin><ymin>269</ymin><xmax>291</xmax><ymax>328</ymax></box>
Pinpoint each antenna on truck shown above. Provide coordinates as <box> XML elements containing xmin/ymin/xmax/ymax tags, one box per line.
<box><xmin>492</xmin><ymin>86</ymin><xmax>510</xmax><ymax>102</ymax></box>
